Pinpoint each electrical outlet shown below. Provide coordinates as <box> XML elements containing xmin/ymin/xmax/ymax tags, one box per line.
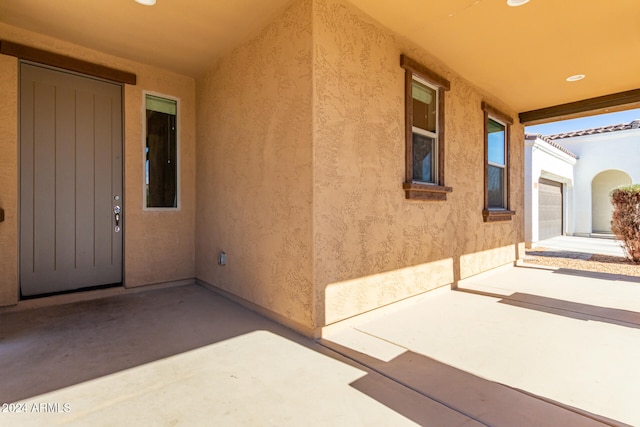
<box><xmin>218</xmin><ymin>251</ymin><xmax>226</xmax><ymax>266</ymax></box>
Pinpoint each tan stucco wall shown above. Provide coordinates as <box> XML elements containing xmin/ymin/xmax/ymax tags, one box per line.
<box><xmin>0</xmin><ymin>53</ymin><xmax>19</xmax><ymax>305</ymax></box>
<box><xmin>0</xmin><ymin>24</ymin><xmax>196</xmax><ymax>305</ymax></box>
<box><xmin>312</xmin><ymin>0</ymin><xmax>524</xmax><ymax>326</ymax></box>
<box><xmin>193</xmin><ymin>0</ymin><xmax>524</xmax><ymax>333</ymax></box>
<box><xmin>195</xmin><ymin>0</ymin><xmax>315</xmax><ymax>332</ymax></box>
<box><xmin>123</xmin><ymin>80</ymin><xmax>196</xmax><ymax>287</ymax></box>
<box><xmin>1</xmin><ymin>0</ymin><xmax>525</xmax><ymax>334</ymax></box>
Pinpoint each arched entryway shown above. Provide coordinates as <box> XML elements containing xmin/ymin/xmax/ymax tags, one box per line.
<box><xmin>591</xmin><ymin>170</ymin><xmax>631</xmax><ymax>233</ymax></box>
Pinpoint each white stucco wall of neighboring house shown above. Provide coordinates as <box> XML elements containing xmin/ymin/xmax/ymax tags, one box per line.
<box><xmin>555</xmin><ymin>128</ymin><xmax>640</xmax><ymax>236</ymax></box>
<box><xmin>525</xmin><ymin>135</ymin><xmax>576</xmax><ymax>246</ymax></box>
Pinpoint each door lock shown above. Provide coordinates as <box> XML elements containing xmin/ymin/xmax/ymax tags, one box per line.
<box><xmin>114</xmin><ymin>206</ymin><xmax>121</xmax><ymax>233</ymax></box>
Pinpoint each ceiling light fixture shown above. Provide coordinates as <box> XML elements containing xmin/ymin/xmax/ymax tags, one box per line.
<box><xmin>135</xmin><ymin>0</ymin><xmax>156</xmax><ymax>5</ymax></box>
<box><xmin>566</xmin><ymin>74</ymin><xmax>586</xmax><ymax>82</ymax></box>
<box><xmin>507</xmin><ymin>0</ymin><xmax>530</xmax><ymax>6</ymax></box>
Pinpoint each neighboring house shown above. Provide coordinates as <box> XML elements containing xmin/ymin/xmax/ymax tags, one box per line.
<box><xmin>525</xmin><ymin>120</ymin><xmax>640</xmax><ymax>246</ymax></box>
<box><xmin>524</xmin><ymin>134</ymin><xmax>577</xmax><ymax>245</ymax></box>
<box><xmin>0</xmin><ymin>0</ymin><xmax>637</xmax><ymax>338</ymax></box>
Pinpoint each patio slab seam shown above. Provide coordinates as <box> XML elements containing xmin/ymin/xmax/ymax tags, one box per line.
<box><xmin>454</xmin><ymin>288</ymin><xmax>640</xmax><ymax>328</ymax></box>
<box><xmin>316</xmin><ymin>337</ymin><xmax>492</xmax><ymax>427</ymax></box>
<box><xmin>320</xmin><ymin>327</ymin><xmax>624</xmax><ymax>427</ymax></box>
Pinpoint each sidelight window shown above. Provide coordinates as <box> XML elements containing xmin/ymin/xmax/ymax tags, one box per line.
<box><xmin>145</xmin><ymin>94</ymin><xmax>178</xmax><ymax>209</ymax></box>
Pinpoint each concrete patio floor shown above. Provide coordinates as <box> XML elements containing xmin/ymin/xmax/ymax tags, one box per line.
<box><xmin>1</xmin><ymin>265</ymin><xmax>639</xmax><ymax>426</ymax></box>
<box><xmin>323</xmin><ymin>265</ymin><xmax>640</xmax><ymax>427</ymax></box>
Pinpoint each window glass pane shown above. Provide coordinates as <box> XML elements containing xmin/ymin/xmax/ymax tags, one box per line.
<box><xmin>146</xmin><ymin>95</ymin><xmax>177</xmax><ymax>208</ymax></box>
<box><xmin>412</xmin><ymin>133</ymin><xmax>435</xmax><ymax>183</ymax></box>
<box><xmin>487</xmin><ymin>118</ymin><xmax>505</xmax><ymax>165</ymax></box>
<box><xmin>412</xmin><ymin>80</ymin><xmax>436</xmax><ymax>133</ymax></box>
<box><xmin>488</xmin><ymin>164</ymin><xmax>505</xmax><ymax>208</ymax></box>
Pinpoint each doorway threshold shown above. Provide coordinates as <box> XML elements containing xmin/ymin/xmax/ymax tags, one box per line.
<box><xmin>2</xmin><ymin>279</ymin><xmax>194</xmax><ymax>314</ymax></box>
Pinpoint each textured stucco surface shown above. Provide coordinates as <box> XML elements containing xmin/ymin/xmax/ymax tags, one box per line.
<box><xmin>312</xmin><ymin>0</ymin><xmax>524</xmax><ymax>326</ymax></box>
<box><xmin>591</xmin><ymin>170</ymin><xmax>631</xmax><ymax>233</ymax></box>
<box><xmin>556</xmin><ymin>130</ymin><xmax>640</xmax><ymax>236</ymax></box>
<box><xmin>194</xmin><ymin>0</ymin><xmax>524</xmax><ymax>331</ymax></box>
<box><xmin>0</xmin><ymin>24</ymin><xmax>196</xmax><ymax>305</ymax></box>
<box><xmin>1</xmin><ymin>0</ymin><xmax>525</xmax><ymax>333</ymax></box>
<box><xmin>0</xmin><ymin>54</ymin><xmax>19</xmax><ymax>305</ymax></box>
<box><xmin>524</xmin><ymin>137</ymin><xmax>576</xmax><ymax>245</ymax></box>
<box><xmin>122</xmin><ymin>79</ymin><xmax>196</xmax><ymax>288</ymax></box>
<box><xmin>195</xmin><ymin>0</ymin><xmax>314</xmax><ymax>331</ymax></box>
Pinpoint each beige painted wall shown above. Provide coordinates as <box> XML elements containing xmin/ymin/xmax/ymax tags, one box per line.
<box><xmin>194</xmin><ymin>0</ymin><xmax>523</xmax><ymax>334</ymax></box>
<box><xmin>1</xmin><ymin>0</ymin><xmax>525</xmax><ymax>336</ymax></box>
<box><xmin>312</xmin><ymin>0</ymin><xmax>524</xmax><ymax>326</ymax></box>
<box><xmin>0</xmin><ymin>23</ymin><xmax>196</xmax><ymax>306</ymax></box>
<box><xmin>0</xmin><ymin>54</ymin><xmax>19</xmax><ymax>305</ymax></box>
<box><xmin>195</xmin><ymin>0</ymin><xmax>315</xmax><ymax>333</ymax></box>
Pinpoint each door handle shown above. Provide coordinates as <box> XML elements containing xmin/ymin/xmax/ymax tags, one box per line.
<box><xmin>114</xmin><ymin>206</ymin><xmax>121</xmax><ymax>232</ymax></box>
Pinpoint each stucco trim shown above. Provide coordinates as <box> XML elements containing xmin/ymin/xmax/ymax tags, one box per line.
<box><xmin>400</xmin><ymin>54</ymin><xmax>450</xmax><ymax>91</ymax></box>
<box><xmin>402</xmin><ymin>54</ymin><xmax>452</xmax><ymax>199</ymax></box>
<box><xmin>482</xmin><ymin>101</ymin><xmax>514</xmax><ymax>125</ymax></box>
<box><xmin>402</xmin><ymin>182</ymin><xmax>452</xmax><ymax>201</ymax></box>
<box><xmin>0</xmin><ymin>40</ymin><xmax>137</xmax><ymax>85</ymax></box>
<box><xmin>483</xmin><ymin>209</ymin><xmax>516</xmax><ymax>222</ymax></box>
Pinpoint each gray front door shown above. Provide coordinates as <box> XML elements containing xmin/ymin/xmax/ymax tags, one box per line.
<box><xmin>20</xmin><ymin>63</ymin><xmax>123</xmax><ymax>296</ymax></box>
<box><xmin>538</xmin><ymin>178</ymin><xmax>563</xmax><ymax>241</ymax></box>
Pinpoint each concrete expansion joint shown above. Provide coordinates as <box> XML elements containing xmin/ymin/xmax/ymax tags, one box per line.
<box><xmin>317</xmin><ymin>338</ymin><xmax>493</xmax><ymax>426</ymax></box>
<box><xmin>318</xmin><ymin>330</ymin><xmax>621</xmax><ymax>427</ymax></box>
<box><xmin>496</xmin><ymin>383</ymin><xmax>627</xmax><ymax>427</ymax></box>
<box><xmin>351</xmin><ymin>327</ymin><xmax>413</xmax><ymax>351</ymax></box>
<box><xmin>495</xmin><ymin>294</ymin><xmax>640</xmax><ymax>328</ymax></box>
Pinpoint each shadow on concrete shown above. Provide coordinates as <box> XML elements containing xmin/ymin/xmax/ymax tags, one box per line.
<box><xmin>551</xmin><ymin>267</ymin><xmax>640</xmax><ymax>283</ymax></box>
<box><xmin>455</xmin><ymin>288</ymin><xmax>640</xmax><ymax>329</ymax></box>
<box><xmin>1</xmin><ymin>283</ymin><xmax>633</xmax><ymax>426</ymax></box>
<box><xmin>0</xmin><ymin>285</ymin><xmax>310</xmax><ymax>403</ymax></box>
<box><xmin>515</xmin><ymin>263</ymin><xmax>640</xmax><ymax>283</ymax></box>
<box><xmin>321</xmin><ymin>341</ymin><xmax>628</xmax><ymax>427</ymax></box>
<box><xmin>525</xmin><ymin>249</ymin><xmax>592</xmax><ymax>260</ymax></box>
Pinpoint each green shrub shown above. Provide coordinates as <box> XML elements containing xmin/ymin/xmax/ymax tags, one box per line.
<box><xmin>610</xmin><ymin>184</ymin><xmax>640</xmax><ymax>264</ymax></box>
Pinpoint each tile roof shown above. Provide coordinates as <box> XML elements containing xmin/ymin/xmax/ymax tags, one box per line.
<box><xmin>525</xmin><ymin>133</ymin><xmax>578</xmax><ymax>159</ymax></box>
<box><xmin>545</xmin><ymin>119</ymin><xmax>640</xmax><ymax>140</ymax></box>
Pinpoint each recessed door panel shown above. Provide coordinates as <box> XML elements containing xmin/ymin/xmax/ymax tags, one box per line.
<box><xmin>20</xmin><ymin>63</ymin><xmax>123</xmax><ymax>296</ymax></box>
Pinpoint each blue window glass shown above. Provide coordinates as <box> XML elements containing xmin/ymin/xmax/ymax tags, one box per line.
<box><xmin>487</xmin><ymin>119</ymin><xmax>505</xmax><ymax>166</ymax></box>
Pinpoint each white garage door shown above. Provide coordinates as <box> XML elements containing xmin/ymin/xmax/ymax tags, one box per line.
<box><xmin>538</xmin><ymin>178</ymin><xmax>563</xmax><ymax>240</ymax></box>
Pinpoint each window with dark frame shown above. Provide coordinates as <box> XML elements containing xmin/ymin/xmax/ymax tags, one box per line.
<box><xmin>482</xmin><ymin>102</ymin><xmax>515</xmax><ymax>222</ymax></box>
<box><xmin>401</xmin><ymin>55</ymin><xmax>452</xmax><ymax>201</ymax></box>
<box><xmin>487</xmin><ymin>118</ymin><xmax>506</xmax><ymax>208</ymax></box>
<box><xmin>145</xmin><ymin>94</ymin><xmax>178</xmax><ymax>209</ymax></box>
<box><xmin>411</xmin><ymin>76</ymin><xmax>438</xmax><ymax>184</ymax></box>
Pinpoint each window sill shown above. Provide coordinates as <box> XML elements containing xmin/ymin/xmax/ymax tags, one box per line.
<box><xmin>483</xmin><ymin>209</ymin><xmax>516</xmax><ymax>222</ymax></box>
<box><xmin>403</xmin><ymin>182</ymin><xmax>452</xmax><ymax>201</ymax></box>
